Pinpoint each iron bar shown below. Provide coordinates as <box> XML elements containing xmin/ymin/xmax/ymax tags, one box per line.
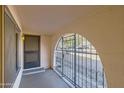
<box><xmin>74</xmin><ymin>34</ymin><xmax>77</xmax><ymax>87</ymax></box>
<box><xmin>55</xmin><ymin>33</ymin><xmax>105</xmax><ymax>88</ymax></box>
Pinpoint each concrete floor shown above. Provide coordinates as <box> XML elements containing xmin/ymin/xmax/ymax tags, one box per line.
<box><xmin>19</xmin><ymin>69</ymin><xmax>70</xmax><ymax>88</ymax></box>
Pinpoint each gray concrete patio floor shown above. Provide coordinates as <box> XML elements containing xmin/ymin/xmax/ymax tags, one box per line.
<box><xmin>19</xmin><ymin>69</ymin><xmax>70</xmax><ymax>88</ymax></box>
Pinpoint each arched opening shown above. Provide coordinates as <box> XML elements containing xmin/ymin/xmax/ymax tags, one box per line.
<box><xmin>53</xmin><ymin>33</ymin><xmax>107</xmax><ymax>88</ymax></box>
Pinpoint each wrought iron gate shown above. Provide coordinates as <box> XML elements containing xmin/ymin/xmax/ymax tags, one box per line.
<box><xmin>55</xmin><ymin>33</ymin><xmax>107</xmax><ymax>88</ymax></box>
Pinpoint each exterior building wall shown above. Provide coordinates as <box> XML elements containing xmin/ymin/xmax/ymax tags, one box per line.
<box><xmin>51</xmin><ymin>6</ymin><xmax>124</xmax><ymax>87</ymax></box>
<box><xmin>6</xmin><ymin>5</ymin><xmax>124</xmax><ymax>88</ymax></box>
<box><xmin>0</xmin><ymin>6</ymin><xmax>2</xmax><ymax>87</ymax></box>
<box><xmin>4</xmin><ymin>6</ymin><xmax>23</xmax><ymax>88</ymax></box>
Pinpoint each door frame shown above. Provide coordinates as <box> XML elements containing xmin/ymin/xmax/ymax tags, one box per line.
<box><xmin>23</xmin><ymin>34</ymin><xmax>41</xmax><ymax>70</ymax></box>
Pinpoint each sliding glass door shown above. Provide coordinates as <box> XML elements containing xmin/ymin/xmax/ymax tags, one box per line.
<box><xmin>4</xmin><ymin>8</ymin><xmax>20</xmax><ymax>88</ymax></box>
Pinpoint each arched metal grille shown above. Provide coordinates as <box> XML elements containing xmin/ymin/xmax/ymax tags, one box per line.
<box><xmin>54</xmin><ymin>33</ymin><xmax>107</xmax><ymax>88</ymax></box>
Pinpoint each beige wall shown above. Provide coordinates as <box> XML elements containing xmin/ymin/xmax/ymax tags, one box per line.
<box><xmin>18</xmin><ymin>6</ymin><xmax>124</xmax><ymax>87</ymax></box>
<box><xmin>0</xmin><ymin>6</ymin><xmax>2</xmax><ymax>87</ymax></box>
<box><xmin>7</xmin><ymin>6</ymin><xmax>22</xmax><ymax>31</ymax></box>
<box><xmin>17</xmin><ymin>33</ymin><xmax>23</xmax><ymax>68</ymax></box>
<box><xmin>40</xmin><ymin>35</ymin><xmax>52</xmax><ymax>68</ymax></box>
<box><xmin>51</xmin><ymin>6</ymin><xmax>124</xmax><ymax>88</ymax></box>
<box><xmin>6</xmin><ymin>5</ymin><xmax>124</xmax><ymax>88</ymax></box>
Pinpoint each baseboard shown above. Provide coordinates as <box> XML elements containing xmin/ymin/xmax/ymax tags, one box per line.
<box><xmin>12</xmin><ymin>68</ymin><xmax>23</xmax><ymax>88</ymax></box>
<box><xmin>23</xmin><ymin>70</ymin><xmax>45</xmax><ymax>75</ymax></box>
<box><xmin>23</xmin><ymin>67</ymin><xmax>43</xmax><ymax>71</ymax></box>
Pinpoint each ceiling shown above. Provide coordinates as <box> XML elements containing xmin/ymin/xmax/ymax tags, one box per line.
<box><xmin>13</xmin><ymin>5</ymin><xmax>103</xmax><ymax>34</ymax></box>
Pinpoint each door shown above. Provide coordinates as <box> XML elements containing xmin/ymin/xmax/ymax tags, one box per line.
<box><xmin>4</xmin><ymin>13</ymin><xmax>17</xmax><ymax>87</ymax></box>
<box><xmin>24</xmin><ymin>35</ymin><xmax>40</xmax><ymax>69</ymax></box>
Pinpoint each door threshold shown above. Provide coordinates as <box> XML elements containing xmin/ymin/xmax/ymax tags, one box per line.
<box><xmin>23</xmin><ymin>67</ymin><xmax>44</xmax><ymax>71</ymax></box>
<box><xmin>23</xmin><ymin>70</ymin><xmax>45</xmax><ymax>75</ymax></box>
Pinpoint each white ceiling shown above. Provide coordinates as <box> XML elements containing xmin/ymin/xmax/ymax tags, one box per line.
<box><xmin>13</xmin><ymin>5</ymin><xmax>101</xmax><ymax>34</ymax></box>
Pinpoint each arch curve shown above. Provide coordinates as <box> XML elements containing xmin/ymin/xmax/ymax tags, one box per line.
<box><xmin>53</xmin><ymin>33</ymin><xmax>107</xmax><ymax>88</ymax></box>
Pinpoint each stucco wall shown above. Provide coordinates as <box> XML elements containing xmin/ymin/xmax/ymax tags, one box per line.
<box><xmin>0</xmin><ymin>6</ymin><xmax>2</xmax><ymax>87</ymax></box>
<box><xmin>7</xmin><ymin>6</ymin><xmax>22</xmax><ymax>31</ymax></box>
<box><xmin>6</xmin><ymin>5</ymin><xmax>124</xmax><ymax>88</ymax></box>
<box><xmin>51</xmin><ymin>6</ymin><xmax>124</xmax><ymax>88</ymax></box>
<box><xmin>40</xmin><ymin>35</ymin><xmax>52</xmax><ymax>68</ymax></box>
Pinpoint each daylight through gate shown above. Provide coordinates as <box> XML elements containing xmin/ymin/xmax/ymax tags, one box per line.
<box><xmin>54</xmin><ymin>33</ymin><xmax>107</xmax><ymax>88</ymax></box>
